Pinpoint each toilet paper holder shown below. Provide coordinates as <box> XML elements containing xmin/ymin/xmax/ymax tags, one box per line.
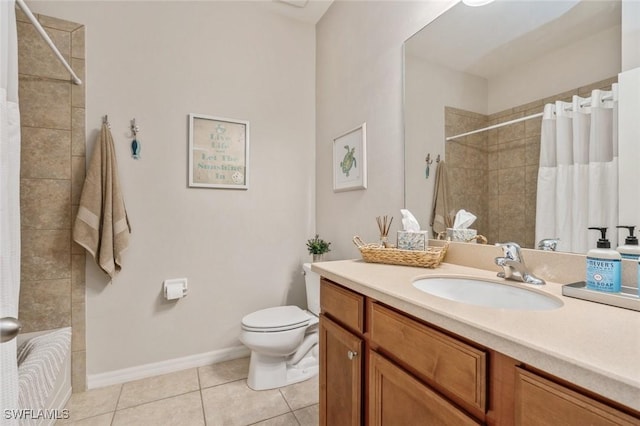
<box><xmin>164</xmin><ymin>278</ymin><xmax>188</xmax><ymax>300</ymax></box>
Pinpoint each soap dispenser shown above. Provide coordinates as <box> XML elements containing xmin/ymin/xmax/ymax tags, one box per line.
<box><xmin>586</xmin><ymin>227</ymin><xmax>621</xmax><ymax>293</ymax></box>
<box><xmin>615</xmin><ymin>226</ymin><xmax>640</xmax><ymax>260</ymax></box>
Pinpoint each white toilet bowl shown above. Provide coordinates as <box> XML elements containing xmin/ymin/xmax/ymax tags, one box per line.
<box><xmin>239</xmin><ymin>263</ymin><xmax>321</xmax><ymax>390</ymax></box>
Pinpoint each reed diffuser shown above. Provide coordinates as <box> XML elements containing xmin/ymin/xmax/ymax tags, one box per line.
<box><xmin>376</xmin><ymin>215</ymin><xmax>393</xmax><ymax>248</ymax></box>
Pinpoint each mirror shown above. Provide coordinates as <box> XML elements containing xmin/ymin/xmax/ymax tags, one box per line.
<box><xmin>404</xmin><ymin>0</ymin><xmax>622</xmax><ymax>253</ymax></box>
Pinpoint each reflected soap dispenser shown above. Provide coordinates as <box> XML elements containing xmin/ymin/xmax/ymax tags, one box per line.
<box><xmin>586</xmin><ymin>227</ymin><xmax>621</xmax><ymax>293</ymax></box>
<box><xmin>615</xmin><ymin>226</ymin><xmax>640</xmax><ymax>260</ymax></box>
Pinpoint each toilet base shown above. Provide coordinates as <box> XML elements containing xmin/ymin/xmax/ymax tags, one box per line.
<box><xmin>246</xmin><ymin>345</ymin><xmax>318</xmax><ymax>391</ymax></box>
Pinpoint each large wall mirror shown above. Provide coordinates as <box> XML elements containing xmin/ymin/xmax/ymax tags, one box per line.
<box><xmin>403</xmin><ymin>0</ymin><xmax>634</xmax><ymax>254</ymax></box>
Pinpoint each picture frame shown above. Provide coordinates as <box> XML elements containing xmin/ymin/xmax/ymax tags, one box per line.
<box><xmin>188</xmin><ymin>113</ymin><xmax>250</xmax><ymax>189</ymax></box>
<box><xmin>333</xmin><ymin>122</ymin><xmax>367</xmax><ymax>192</ymax></box>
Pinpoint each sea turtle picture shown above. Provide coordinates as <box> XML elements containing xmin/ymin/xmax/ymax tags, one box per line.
<box><xmin>340</xmin><ymin>145</ymin><xmax>357</xmax><ymax>177</ymax></box>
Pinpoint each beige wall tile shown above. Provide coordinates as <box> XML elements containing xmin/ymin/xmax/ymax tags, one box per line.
<box><xmin>21</xmin><ymin>229</ymin><xmax>71</xmax><ymax>281</ymax></box>
<box><xmin>19</xmin><ymin>279</ymin><xmax>71</xmax><ymax>332</ymax></box>
<box><xmin>524</xmin><ymin>115</ymin><xmax>542</xmax><ymax>137</ymax></box>
<box><xmin>71</xmin><ymin>254</ymin><xmax>86</xmax><ymax>303</ymax></box>
<box><xmin>72</xmin><ymin>350</ymin><xmax>87</xmax><ymax>392</ymax></box>
<box><xmin>497</xmin><ymin>167</ymin><xmax>525</xmax><ymax>195</ymax></box>
<box><xmin>72</xmin><ymin>107</ymin><xmax>86</xmax><ymax>156</ymax></box>
<box><xmin>19</xmin><ymin>76</ymin><xmax>71</xmax><ymax>129</ymax></box>
<box><xmin>18</xmin><ymin>21</ymin><xmax>71</xmax><ymax>81</ymax></box>
<box><xmin>20</xmin><ymin>127</ymin><xmax>71</xmax><ymax>179</ymax></box>
<box><xmin>72</xmin><ymin>302</ymin><xmax>86</xmax><ymax>352</ymax></box>
<box><xmin>15</xmin><ymin>8</ymin><xmax>30</xmax><ymax>23</ymax></box>
<box><xmin>497</xmin><ymin>138</ymin><xmax>526</xmax><ymax>168</ymax></box>
<box><xmin>497</xmin><ymin>121</ymin><xmax>525</xmax><ymax>143</ymax></box>
<box><xmin>38</xmin><ymin>15</ymin><xmax>82</xmax><ymax>32</ymax></box>
<box><xmin>71</xmin><ymin>156</ymin><xmax>86</xmax><ymax>206</ymax></box>
<box><xmin>71</xmin><ymin>58</ymin><xmax>85</xmax><ymax>106</ymax></box>
<box><xmin>72</xmin><ymin>27</ymin><xmax>86</xmax><ymax>59</ymax></box>
<box><xmin>20</xmin><ymin>178</ymin><xmax>70</xmax><ymax>230</ymax></box>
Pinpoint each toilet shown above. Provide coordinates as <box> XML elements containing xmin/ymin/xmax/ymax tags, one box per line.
<box><xmin>239</xmin><ymin>263</ymin><xmax>321</xmax><ymax>390</ymax></box>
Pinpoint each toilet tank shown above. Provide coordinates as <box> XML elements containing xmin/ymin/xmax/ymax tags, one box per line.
<box><xmin>302</xmin><ymin>263</ymin><xmax>321</xmax><ymax>316</ymax></box>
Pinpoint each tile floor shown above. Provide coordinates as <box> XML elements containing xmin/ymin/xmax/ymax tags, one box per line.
<box><xmin>58</xmin><ymin>357</ymin><xmax>319</xmax><ymax>426</ymax></box>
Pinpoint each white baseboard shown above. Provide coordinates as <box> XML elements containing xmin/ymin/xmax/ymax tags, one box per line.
<box><xmin>87</xmin><ymin>345</ymin><xmax>250</xmax><ymax>390</ymax></box>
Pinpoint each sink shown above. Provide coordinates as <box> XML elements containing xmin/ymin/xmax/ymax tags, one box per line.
<box><xmin>412</xmin><ymin>276</ymin><xmax>563</xmax><ymax>311</ymax></box>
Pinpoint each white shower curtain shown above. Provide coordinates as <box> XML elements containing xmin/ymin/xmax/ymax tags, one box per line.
<box><xmin>536</xmin><ymin>85</ymin><xmax>619</xmax><ymax>253</ymax></box>
<box><xmin>1</xmin><ymin>0</ymin><xmax>21</xmax><ymax>423</ymax></box>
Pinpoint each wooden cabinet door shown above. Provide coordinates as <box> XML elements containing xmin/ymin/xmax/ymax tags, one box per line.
<box><xmin>319</xmin><ymin>314</ymin><xmax>363</xmax><ymax>426</ymax></box>
<box><xmin>369</xmin><ymin>351</ymin><xmax>481</xmax><ymax>426</ymax></box>
<box><xmin>515</xmin><ymin>368</ymin><xmax>640</xmax><ymax>426</ymax></box>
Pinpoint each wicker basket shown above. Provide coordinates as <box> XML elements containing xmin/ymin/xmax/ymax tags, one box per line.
<box><xmin>353</xmin><ymin>236</ymin><xmax>448</xmax><ymax>268</ymax></box>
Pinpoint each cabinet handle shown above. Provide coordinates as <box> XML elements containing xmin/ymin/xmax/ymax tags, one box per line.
<box><xmin>347</xmin><ymin>350</ymin><xmax>358</xmax><ymax>360</ymax></box>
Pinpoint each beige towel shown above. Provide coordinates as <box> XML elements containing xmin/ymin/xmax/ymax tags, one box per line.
<box><xmin>430</xmin><ymin>160</ymin><xmax>454</xmax><ymax>238</ymax></box>
<box><xmin>73</xmin><ymin>123</ymin><xmax>130</xmax><ymax>278</ymax></box>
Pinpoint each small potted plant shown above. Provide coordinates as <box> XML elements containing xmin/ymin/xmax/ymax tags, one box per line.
<box><xmin>307</xmin><ymin>234</ymin><xmax>331</xmax><ymax>262</ymax></box>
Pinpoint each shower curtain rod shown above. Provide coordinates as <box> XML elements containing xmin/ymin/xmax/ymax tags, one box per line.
<box><xmin>446</xmin><ymin>93</ymin><xmax>615</xmax><ymax>142</ymax></box>
<box><xmin>15</xmin><ymin>0</ymin><xmax>82</xmax><ymax>85</ymax></box>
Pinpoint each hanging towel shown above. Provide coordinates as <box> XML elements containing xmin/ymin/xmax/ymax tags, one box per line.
<box><xmin>73</xmin><ymin>123</ymin><xmax>131</xmax><ymax>278</ymax></box>
<box><xmin>430</xmin><ymin>160</ymin><xmax>454</xmax><ymax>238</ymax></box>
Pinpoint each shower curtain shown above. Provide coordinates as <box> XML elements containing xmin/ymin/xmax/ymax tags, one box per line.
<box><xmin>1</xmin><ymin>0</ymin><xmax>21</xmax><ymax>422</ymax></box>
<box><xmin>535</xmin><ymin>85</ymin><xmax>619</xmax><ymax>254</ymax></box>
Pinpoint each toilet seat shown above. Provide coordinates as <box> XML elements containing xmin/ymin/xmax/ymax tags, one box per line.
<box><xmin>241</xmin><ymin>306</ymin><xmax>311</xmax><ymax>333</ymax></box>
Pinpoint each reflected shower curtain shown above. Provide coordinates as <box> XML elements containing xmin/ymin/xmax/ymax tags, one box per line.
<box><xmin>1</xmin><ymin>0</ymin><xmax>21</xmax><ymax>422</ymax></box>
<box><xmin>536</xmin><ymin>86</ymin><xmax>618</xmax><ymax>253</ymax></box>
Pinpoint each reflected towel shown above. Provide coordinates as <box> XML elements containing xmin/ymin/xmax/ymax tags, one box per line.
<box><xmin>73</xmin><ymin>123</ymin><xmax>130</xmax><ymax>278</ymax></box>
<box><xmin>430</xmin><ymin>160</ymin><xmax>454</xmax><ymax>238</ymax></box>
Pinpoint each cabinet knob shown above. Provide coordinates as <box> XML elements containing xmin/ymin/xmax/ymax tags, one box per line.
<box><xmin>347</xmin><ymin>350</ymin><xmax>358</xmax><ymax>360</ymax></box>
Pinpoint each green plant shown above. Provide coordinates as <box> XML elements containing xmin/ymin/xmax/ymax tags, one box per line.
<box><xmin>306</xmin><ymin>234</ymin><xmax>331</xmax><ymax>255</ymax></box>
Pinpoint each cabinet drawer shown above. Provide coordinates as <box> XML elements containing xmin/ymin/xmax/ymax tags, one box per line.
<box><xmin>515</xmin><ymin>368</ymin><xmax>640</xmax><ymax>426</ymax></box>
<box><xmin>320</xmin><ymin>279</ymin><xmax>364</xmax><ymax>333</ymax></box>
<box><xmin>369</xmin><ymin>302</ymin><xmax>486</xmax><ymax>412</ymax></box>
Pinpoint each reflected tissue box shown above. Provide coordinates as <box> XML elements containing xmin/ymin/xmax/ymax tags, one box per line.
<box><xmin>397</xmin><ymin>231</ymin><xmax>428</xmax><ymax>251</ymax></box>
<box><xmin>446</xmin><ymin>228</ymin><xmax>477</xmax><ymax>242</ymax></box>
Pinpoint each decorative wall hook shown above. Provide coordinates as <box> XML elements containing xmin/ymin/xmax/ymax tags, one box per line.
<box><xmin>130</xmin><ymin>118</ymin><xmax>141</xmax><ymax>160</ymax></box>
<box><xmin>436</xmin><ymin>154</ymin><xmax>441</xmax><ymax>163</ymax></box>
<box><xmin>425</xmin><ymin>154</ymin><xmax>433</xmax><ymax>179</ymax></box>
<box><xmin>103</xmin><ymin>114</ymin><xmax>110</xmax><ymax>129</ymax></box>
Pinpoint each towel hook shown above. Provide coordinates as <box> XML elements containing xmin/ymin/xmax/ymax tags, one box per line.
<box><xmin>103</xmin><ymin>114</ymin><xmax>110</xmax><ymax>129</ymax></box>
<box><xmin>131</xmin><ymin>118</ymin><xmax>141</xmax><ymax>160</ymax></box>
<box><xmin>436</xmin><ymin>154</ymin><xmax>440</xmax><ymax>163</ymax></box>
<box><xmin>425</xmin><ymin>154</ymin><xmax>433</xmax><ymax>179</ymax></box>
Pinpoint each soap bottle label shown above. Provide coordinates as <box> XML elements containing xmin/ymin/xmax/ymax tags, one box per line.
<box><xmin>586</xmin><ymin>257</ymin><xmax>621</xmax><ymax>292</ymax></box>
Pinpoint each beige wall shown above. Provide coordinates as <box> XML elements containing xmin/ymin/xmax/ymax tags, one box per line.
<box><xmin>316</xmin><ymin>1</ymin><xmax>456</xmax><ymax>259</ymax></box>
<box><xmin>27</xmin><ymin>1</ymin><xmax>316</xmax><ymax>378</ymax></box>
<box><xmin>17</xmin><ymin>11</ymin><xmax>87</xmax><ymax>391</ymax></box>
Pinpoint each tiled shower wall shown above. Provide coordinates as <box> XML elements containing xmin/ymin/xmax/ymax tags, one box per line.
<box><xmin>16</xmin><ymin>9</ymin><xmax>86</xmax><ymax>392</ymax></box>
<box><xmin>445</xmin><ymin>76</ymin><xmax>617</xmax><ymax>248</ymax></box>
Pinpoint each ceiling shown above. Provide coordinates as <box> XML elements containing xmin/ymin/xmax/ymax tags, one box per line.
<box><xmin>405</xmin><ymin>0</ymin><xmax>621</xmax><ymax>79</ymax></box>
<box><xmin>262</xmin><ymin>0</ymin><xmax>333</xmax><ymax>24</ymax></box>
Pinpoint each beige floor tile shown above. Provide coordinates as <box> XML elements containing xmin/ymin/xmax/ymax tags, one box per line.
<box><xmin>279</xmin><ymin>375</ymin><xmax>319</xmax><ymax>411</ymax></box>
<box><xmin>198</xmin><ymin>357</ymin><xmax>249</xmax><ymax>389</ymax></box>
<box><xmin>251</xmin><ymin>412</ymin><xmax>300</xmax><ymax>426</ymax></box>
<box><xmin>58</xmin><ymin>412</ymin><xmax>113</xmax><ymax>426</ymax></box>
<box><xmin>112</xmin><ymin>391</ymin><xmax>204</xmax><ymax>426</ymax></box>
<box><xmin>293</xmin><ymin>404</ymin><xmax>319</xmax><ymax>426</ymax></box>
<box><xmin>202</xmin><ymin>379</ymin><xmax>290</xmax><ymax>426</ymax></box>
<box><xmin>117</xmin><ymin>368</ymin><xmax>199</xmax><ymax>409</ymax></box>
<box><xmin>59</xmin><ymin>384</ymin><xmax>121</xmax><ymax>423</ymax></box>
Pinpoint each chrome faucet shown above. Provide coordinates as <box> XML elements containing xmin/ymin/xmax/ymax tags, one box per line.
<box><xmin>538</xmin><ymin>238</ymin><xmax>559</xmax><ymax>251</ymax></box>
<box><xmin>495</xmin><ymin>242</ymin><xmax>545</xmax><ymax>285</ymax></box>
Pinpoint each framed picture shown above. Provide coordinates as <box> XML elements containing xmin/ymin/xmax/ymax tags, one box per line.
<box><xmin>188</xmin><ymin>113</ymin><xmax>250</xmax><ymax>189</ymax></box>
<box><xmin>333</xmin><ymin>122</ymin><xmax>367</xmax><ymax>192</ymax></box>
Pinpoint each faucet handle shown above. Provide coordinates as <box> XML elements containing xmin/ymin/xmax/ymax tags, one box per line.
<box><xmin>495</xmin><ymin>242</ymin><xmax>522</xmax><ymax>261</ymax></box>
<box><xmin>538</xmin><ymin>238</ymin><xmax>559</xmax><ymax>251</ymax></box>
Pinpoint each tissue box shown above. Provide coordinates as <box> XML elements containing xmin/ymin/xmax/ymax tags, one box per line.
<box><xmin>446</xmin><ymin>228</ymin><xmax>477</xmax><ymax>242</ymax></box>
<box><xmin>397</xmin><ymin>231</ymin><xmax>428</xmax><ymax>251</ymax></box>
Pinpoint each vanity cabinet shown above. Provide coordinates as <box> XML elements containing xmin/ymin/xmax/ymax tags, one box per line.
<box><xmin>319</xmin><ymin>277</ymin><xmax>640</xmax><ymax>426</ymax></box>
<box><xmin>515</xmin><ymin>368</ymin><xmax>640</xmax><ymax>426</ymax></box>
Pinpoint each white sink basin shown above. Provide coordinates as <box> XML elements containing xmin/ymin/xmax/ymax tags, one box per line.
<box><xmin>412</xmin><ymin>276</ymin><xmax>563</xmax><ymax>311</ymax></box>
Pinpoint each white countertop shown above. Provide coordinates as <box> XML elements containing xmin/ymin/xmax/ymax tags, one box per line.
<box><xmin>311</xmin><ymin>259</ymin><xmax>640</xmax><ymax>411</ymax></box>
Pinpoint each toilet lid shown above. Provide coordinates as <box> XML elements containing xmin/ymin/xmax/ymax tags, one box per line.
<box><xmin>241</xmin><ymin>306</ymin><xmax>310</xmax><ymax>331</ymax></box>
